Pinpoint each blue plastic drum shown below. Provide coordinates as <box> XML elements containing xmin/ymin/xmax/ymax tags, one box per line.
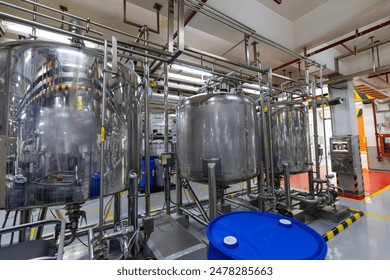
<box><xmin>207</xmin><ymin>211</ymin><xmax>327</xmax><ymax>260</ymax></box>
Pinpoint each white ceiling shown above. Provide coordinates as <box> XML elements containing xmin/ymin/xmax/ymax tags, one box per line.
<box><xmin>1</xmin><ymin>0</ymin><xmax>390</xmax><ymax>88</ymax></box>
<box><xmin>256</xmin><ymin>0</ymin><xmax>329</xmax><ymax>21</ymax></box>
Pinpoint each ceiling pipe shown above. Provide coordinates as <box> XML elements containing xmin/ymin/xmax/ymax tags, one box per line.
<box><xmin>273</xmin><ymin>19</ymin><xmax>390</xmax><ymax>72</ymax></box>
<box><xmin>149</xmin><ymin>0</ymin><xmax>208</xmax><ymax>72</ymax></box>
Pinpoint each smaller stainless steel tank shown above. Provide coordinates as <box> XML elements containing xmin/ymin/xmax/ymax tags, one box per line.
<box><xmin>176</xmin><ymin>92</ymin><xmax>260</xmax><ymax>184</ymax></box>
<box><xmin>270</xmin><ymin>102</ymin><xmax>310</xmax><ymax>174</ymax></box>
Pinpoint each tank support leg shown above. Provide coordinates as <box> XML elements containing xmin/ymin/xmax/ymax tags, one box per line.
<box><xmin>208</xmin><ymin>163</ymin><xmax>218</xmax><ymax>220</ymax></box>
<box><xmin>283</xmin><ymin>163</ymin><xmax>292</xmax><ymax>210</ymax></box>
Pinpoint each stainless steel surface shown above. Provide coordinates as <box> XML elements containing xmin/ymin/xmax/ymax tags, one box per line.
<box><xmin>143</xmin><ymin>27</ymin><xmax>151</xmax><ymax>217</ymax></box>
<box><xmin>329</xmin><ymin>136</ymin><xmax>355</xmax><ymax>174</ymax></box>
<box><xmin>270</xmin><ymin>101</ymin><xmax>311</xmax><ymax>174</ymax></box>
<box><xmin>208</xmin><ymin>162</ymin><xmax>217</xmax><ymax>220</ymax></box>
<box><xmin>0</xmin><ymin>41</ymin><xmax>141</xmax><ymax>209</ymax></box>
<box><xmin>177</xmin><ymin>92</ymin><xmax>260</xmax><ymax>184</ymax></box>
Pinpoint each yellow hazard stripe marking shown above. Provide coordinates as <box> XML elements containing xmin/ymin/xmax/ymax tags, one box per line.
<box><xmin>336</xmin><ymin>224</ymin><xmax>344</xmax><ymax>232</ymax></box>
<box><xmin>326</xmin><ymin>231</ymin><xmax>334</xmax><ymax>240</ymax></box>
<box><xmin>108</xmin><ymin>211</ymin><xmax>113</xmax><ymax>220</ymax></box>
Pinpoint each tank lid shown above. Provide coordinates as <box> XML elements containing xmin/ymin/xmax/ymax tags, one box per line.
<box><xmin>206</xmin><ymin>211</ymin><xmax>327</xmax><ymax>260</ymax></box>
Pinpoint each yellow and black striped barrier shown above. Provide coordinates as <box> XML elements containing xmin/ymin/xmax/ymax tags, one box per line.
<box><xmin>322</xmin><ymin>211</ymin><xmax>364</xmax><ymax>242</ymax></box>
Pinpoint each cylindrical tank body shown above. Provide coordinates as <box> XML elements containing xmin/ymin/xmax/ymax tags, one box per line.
<box><xmin>0</xmin><ymin>41</ymin><xmax>141</xmax><ymax>209</ymax></box>
<box><xmin>176</xmin><ymin>93</ymin><xmax>260</xmax><ymax>184</ymax></box>
<box><xmin>270</xmin><ymin>102</ymin><xmax>310</xmax><ymax>174</ymax></box>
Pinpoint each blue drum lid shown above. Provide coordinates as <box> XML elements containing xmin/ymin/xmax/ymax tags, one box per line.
<box><xmin>206</xmin><ymin>211</ymin><xmax>327</xmax><ymax>260</ymax></box>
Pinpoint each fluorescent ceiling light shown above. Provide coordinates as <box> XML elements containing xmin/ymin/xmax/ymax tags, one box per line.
<box><xmin>156</xmin><ymin>81</ymin><xmax>199</xmax><ymax>92</ymax></box>
<box><xmin>168</xmin><ymin>73</ymin><xmax>205</xmax><ymax>85</ymax></box>
<box><xmin>171</xmin><ymin>64</ymin><xmax>213</xmax><ymax>77</ymax></box>
<box><xmin>2</xmin><ymin>20</ymin><xmax>98</xmax><ymax>49</ymax></box>
<box><xmin>243</xmin><ymin>89</ymin><xmax>260</xmax><ymax>95</ymax></box>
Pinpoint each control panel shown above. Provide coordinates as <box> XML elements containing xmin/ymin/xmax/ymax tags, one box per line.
<box><xmin>330</xmin><ymin>136</ymin><xmax>355</xmax><ymax>174</ymax></box>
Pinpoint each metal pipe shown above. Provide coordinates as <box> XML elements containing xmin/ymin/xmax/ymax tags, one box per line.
<box><xmin>35</xmin><ymin>207</ymin><xmax>48</xmax><ymax>239</ymax></box>
<box><xmin>376</xmin><ymin>44</ymin><xmax>381</xmax><ymax>68</ymax></box>
<box><xmin>31</xmin><ymin>0</ymin><xmax>37</xmax><ymax>38</ymax></box>
<box><xmin>179</xmin><ymin>207</ymin><xmax>208</xmax><ymax>226</ymax></box>
<box><xmin>123</xmin><ymin>0</ymin><xmax>161</xmax><ymax>34</ymax></box>
<box><xmin>208</xmin><ymin>162</ymin><xmax>217</xmax><ymax>220</ymax></box>
<box><xmin>163</xmin><ymin>63</ymin><xmax>171</xmax><ymax>215</ymax></box>
<box><xmin>312</xmin><ymin>95</ymin><xmax>320</xmax><ymax>178</ymax></box>
<box><xmin>87</xmin><ymin>228</ymin><xmax>95</xmax><ymax>260</ymax></box>
<box><xmin>186</xmin><ymin>184</ymin><xmax>210</xmax><ymax>223</ymax></box>
<box><xmin>370</xmin><ymin>37</ymin><xmax>376</xmax><ymax>72</ymax></box>
<box><xmin>319</xmin><ymin>66</ymin><xmax>329</xmax><ymax>176</ymax></box>
<box><xmin>224</xmin><ymin>198</ymin><xmax>259</xmax><ymax>211</ymax></box>
<box><xmin>273</xmin><ymin>19</ymin><xmax>390</xmax><ymax>71</ymax></box>
<box><xmin>283</xmin><ymin>163</ymin><xmax>291</xmax><ymax>210</ymax></box>
<box><xmin>128</xmin><ymin>172</ymin><xmax>139</xmax><ymax>230</ymax></box>
<box><xmin>0</xmin><ymin>1</ymin><xmax>103</xmax><ymax>36</ymax></box>
<box><xmin>246</xmin><ymin>180</ymin><xmax>252</xmax><ymax>195</ymax></box>
<box><xmin>185</xmin><ymin>0</ymin><xmax>318</xmax><ymax>65</ymax></box>
<box><xmin>176</xmin><ymin>173</ymin><xmax>183</xmax><ymax>215</ymax></box>
<box><xmin>99</xmin><ymin>39</ymin><xmax>108</xmax><ymax>243</ymax></box>
<box><xmin>114</xmin><ymin>193</ymin><xmax>121</xmax><ymax>226</ymax></box>
<box><xmin>143</xmin><ymin>26</ymin><xmax>151</xmax><ymax>217</ymax></box>
<box><xmin>0</xmin><ymin>12</ymin><xmax>169</xmax><ymax>62</ymax></box>
<box><xmin>267</xmin><ymin>69</ymin><xmax>275</xmax><ymax>208</ymax></box>
<box><xmin>372</xmin><ymin>101</ymin><xmax>382</xmax><ymax>160</ymax></box>
<box><xmin>245</xmin><ymin>34</ymin><xmax>250</xmax><ymax>66</ymax></box>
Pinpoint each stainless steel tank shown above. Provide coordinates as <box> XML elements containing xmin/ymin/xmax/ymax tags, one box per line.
<box><xmin>0</xmin><ymin>41</ymin><xmax>141</xmax><ymax>209</ymax></box>
<box><xmin>176</xmin><ymin>93</ymin><xmax>260</xmax><ymax>184</ymax></box>
<box><xmin>270</xmin><ymin>102</ymin><xmax>310</xmax><ymax>174</ymax></box>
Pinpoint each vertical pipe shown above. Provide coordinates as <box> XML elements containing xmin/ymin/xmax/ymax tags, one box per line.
<box><xmin>376</xmin><ymin>45</ymin><xmax>381</xmax><ymax>68</ymax></box>
<box><xmin>267</xmin><ymin>69</ymin><xmax>275</xmax><ymax>206</ymax></box>
<box><xmin>208</xmin><ymin>163</ymin><xmax>217</xmax><ymax>220</ymax></box>
<box><xmin>35</xmin><ymin>207</ymin><xmax>48</xmax><ymax>239</ymax></box>
<box><xmin>320</xmin><ymin>66</ymin><xmax>329</xmax><ymax>176</ymax></box>
<box><xmin>283</xmin><ymin>163</ymin><xmax>291</xmax><ymax>210</ymax></box>
<box><xmin>18</xmin><ymin>210</ymin><xmax>31</xmax><ymax>242</ymax></box>
<box><xmin>32</xmin><ymin>0</ymin><xmax>37</xmax><ymax>38</ymax></box>
<box><xmin>114</xmin><ymin>193</ymin><xmax>121</xmax><ymax>226</ymax></box>
<box><xmin>244</xmin><ymin>35</ymin><xmax>250</xmax><ymax>66</ymax></box>
<box><xmin>88</xmin><ymin>228</ymin><xmax>95</xmax><ymax>260</ymax></box>
<box><xmin>308</xmin><ymin>169</ymin><xmax>315</xmax><ymax>196</ymax></box>
<box><xmin>129</xmin><ymin>172</ymin><xmax>139</xmax><ymax>230</ymax></box>
<box><xmin>370</xmin><ymin>37</ymin><xmax>376</xmax><ymax>72</ymax></box>
<box><xmin>246</xmin><ymin>180</ymin><xmax>251</xmax><ymax>195</ymax></box>
<box><xmin>176</xmin><ymin>173</ymin><xmax>183</xmax><ymax>215</ymax></box>
<box><xmin>143</xmin><ymin>26</ymin><xmax>151</xmax><ymax>217</ymax></box>
<box><xmin>99</xmin><ymin>39</ymin><xmax>108</xmax><ymax>241</ymax></box>
<box><xmin>312</xmin><ymin>82</ymin><xmax>320</xmax><ymax>179</ymax></box>
<box><xmin>163</xmin><ymin>63</ymin><xmax>171</xmax><ymax>215</ymax></box>
<box><xmin>372</xmin><ymin>101</ymin><xmax>381</xmax><ymax>160</ymax></box>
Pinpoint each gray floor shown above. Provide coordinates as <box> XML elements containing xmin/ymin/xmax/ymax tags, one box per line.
<box><xmin>1</xmin><ymin>178</ymin><xmax>390</xmax><ymax>259</ymax></box>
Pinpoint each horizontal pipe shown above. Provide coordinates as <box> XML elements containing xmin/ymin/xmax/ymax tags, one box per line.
<box><xmin>274</xmin><ymin>19</ymin><xmax>390</xmax><ymax>71</ymax></box>
<box><xmin>336</xmin><ymin>37</ymin><xmax>390</xmax><ymax>60</ymax></box>
<box><xmin>0</xmin><ymin>12</ymin><xmax>170</xmax><ymax>63</ymax></box>
<box><xmin>179</xmin><ymin>207</ymin><xmax>208</xmax><ymax>226</ymax></box>
<box><xmin>224</xmin><ymin>197</ymin><xmax>259</xmax><ymax>211</ymax></box>
<box><xmin>0</xmin><ymin>1</ymin><xmax>103</xmax><ymax>36</ymax></box>
<box><xmin>15</xmin><ymin>0</ymin><xmax>166</xmax><ymax>49</ymax></box>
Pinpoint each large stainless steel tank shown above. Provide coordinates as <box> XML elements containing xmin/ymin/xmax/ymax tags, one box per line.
<box><xmin>270</xmin><ymin>102</ymin><xmax>310</xmax><ymax>174</ymax></box>
<box><xmin>0</xmin><ymin>41</ymin><xmax>141</xmax><ymax>209</ymax></box>
<box><xmin>176</xmin><ymin>93</ymin><xmax>260</xmax><ymax>184</ymax></box>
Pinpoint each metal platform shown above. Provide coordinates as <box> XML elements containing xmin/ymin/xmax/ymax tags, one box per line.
<box><xmin>147</xmin><ymin>214</ymin><xmax>207</xmax><ymax>260</ymax></box>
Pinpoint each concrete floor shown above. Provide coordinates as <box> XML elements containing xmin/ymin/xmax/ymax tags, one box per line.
<box><xmin>1</xmin><ymin>174</ymin><xmax>390</xmax><ymax>260</ymax></box>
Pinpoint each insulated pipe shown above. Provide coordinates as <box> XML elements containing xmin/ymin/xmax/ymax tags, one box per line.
<box><xmin>143</xmin><ymin>26</ymin><xmax>151</xmax><ymax>217</ymax></box>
